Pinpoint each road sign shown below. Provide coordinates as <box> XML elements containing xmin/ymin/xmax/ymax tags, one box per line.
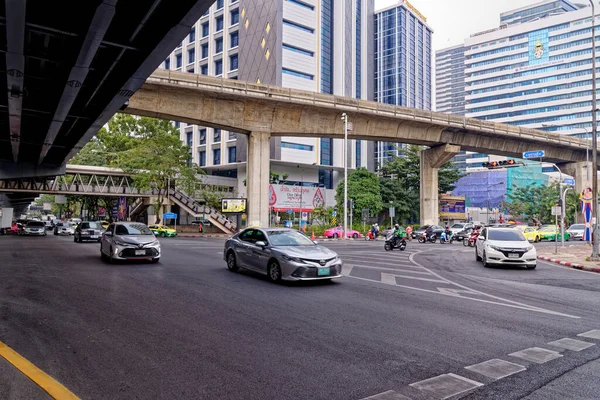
<box><xmin>389</xmin><ymin>207</ymin><xmax>395</xmax><ymax>218</ymax></box>
<box><xmin>301</xmin><ymin>212</ymin><xmax>308</xmax><ymax>220</ymax></box>
<box><xmin>332</xmin><ymin>211</ymin><xmax>337</xmax><ymax>217</ymax></box>
<box><xmin>163</xmin><ymin>212</ymin><xmax>177</xmax><ymax>219</ymax></box>
<box><xmin>522</xmin><ymin>150</ymin><xmax>545</xmax><ymax>159</ymax></box>
<box><xmin>564</xmin><ymin>178</ymin><xmax>575</xmax><ymax>186</ymax></box>
<box><xmin>286</xmin><ymin>209</ymin><xmax>294</xmax><ymax>214</ymax></box>
<box><xmin>361</xmin><ymin>208</ymin><xmax>369</xmax><ymax>221</ymax></box>
<box><xmin>551</xmin><ymin>206</ymin><xmax>561</xmax><ymax>216</ymax></box>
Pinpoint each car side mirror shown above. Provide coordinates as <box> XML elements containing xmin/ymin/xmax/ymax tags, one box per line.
<box><xmin>104</xmin><ymin>231</ymin><xmax>113</xmax><ymax>237</ymax></box>
<box><xmin>255</xmin><ymin>241</ymin><xmax>267</xmax><ymax>248</ymax></box>
<box><xmin>478</xmin><ymin>236</ymin><xmax>485</xmax><ymax>241</ymax></box>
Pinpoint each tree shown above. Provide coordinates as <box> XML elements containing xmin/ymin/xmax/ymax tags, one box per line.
<box><xmin>115</xmin><ymin>116</ymin><xmax>204</xmax><ymax>225</ymax></box>
<box><xmin>505</xmin><ymin>182</ymin><xmax>578</xmax><ymax>224</ymax></box>
<box><xmin>335</xmin><ymin>168</ymin><xmax>383</xmax><ymax>221</ymax></box>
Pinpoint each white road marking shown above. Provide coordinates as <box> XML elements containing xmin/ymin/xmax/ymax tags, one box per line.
<box><xmin>509</xmin><ymin>347</ymin><xmax>562</xmax><ymax>364</ymax></box>
<box><xmin>538</xmin><ymin>259</ymin><xmax>600</xmax><ymax>277</ymax></box>
<box><xmin>381</xmin><ymin>273</ymin><xmax>397</xmax><ymax>285</ymax></box>
<box><xmin>465</xmin><ymin>358</ymin><xmax>526</xmax><ymax>380</ymax></box>
<box><xmin>577</xmin><ymin>329</ymin><xmax>600</xmax><ymax>340</ymax></box>
<box><xmin>381</xmin><ymin>272</ymin><xmax>446</xmax><ymax>284</ymax></box>
<box><xmin>359</xmin><ymin>390</ymin><xmax>412</xmax><ymax>400</ymax></box>
<box><xmin>341</xmin><ymin>265</ymin><xmax>353</xmax><ymax>277</ymax></box>
<box><xmin>343</xmin><ymin>264</ymin><xmax>431</xmax><ymax>275</ymax></box>
<box><xmin>409</xmin><ymin>373</ymin><xmax>483</xmax><ymax>399</ymax></box>
<box><xmin>547</xmin><ymin>338</ymin><xmax>595</xmax><ymax>352</ymax></box>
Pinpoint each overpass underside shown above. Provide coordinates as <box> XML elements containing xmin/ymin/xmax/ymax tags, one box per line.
<box><xmin>124</xmin><ymin>71</ymin><xmax>594</xmax><ymax>226</ymax></box>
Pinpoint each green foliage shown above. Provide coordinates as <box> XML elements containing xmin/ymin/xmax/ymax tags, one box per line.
<box><xmin>335</xmin><ymin>168</ymin><xmax>383</xmax><ymax>220</ymax></box>
<box><xmin>506</xmin><ymin>182</ymin><xmax>578</xmax><ymax>224</ymax></box>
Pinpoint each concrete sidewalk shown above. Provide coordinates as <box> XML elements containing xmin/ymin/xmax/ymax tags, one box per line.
<box><xmin>537</xmin><ymin>244</ymin><xmax>600</xmax><ymax>273</ymax></box>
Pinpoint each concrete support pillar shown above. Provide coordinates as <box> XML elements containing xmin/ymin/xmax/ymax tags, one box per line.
<box><xmin>420</xmin><ymin>144</ymin><xmax>461</xmax><ymax>226</ymax></box>
<box><xmin>246</xmin><ymin>131</ymin><xmax>271</xmax><ymax>228</ymax></box>
<box><xmin>561</xmin><ymin>161</ymin><xmax>589</xmax><ymax>194</ymax></box>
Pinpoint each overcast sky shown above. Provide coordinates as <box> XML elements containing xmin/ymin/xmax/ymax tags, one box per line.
<box><xmin>374</xmin><ymin>0</ymin><xmax>586</xmax><ymax>51</ymax></box>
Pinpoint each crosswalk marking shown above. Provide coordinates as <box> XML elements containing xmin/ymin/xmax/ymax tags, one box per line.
<box><xmin>381</xmin><ymin>272</ymin><xmax>447</xmax><ymax>284</ymax></box>
<box><xmin>343</xmin><ymin>264</ymin><xmax>431</xmax><ymax>275</ymax></box>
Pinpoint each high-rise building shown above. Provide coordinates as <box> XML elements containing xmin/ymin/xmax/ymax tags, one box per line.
<box><xmin>499</xmin><ymin>0</ymin><xmax>581</xmax><ymax>26</ymax></box>
<box><xmin>162</xmin><ymin>0</ymin><xmax>374</xmax><ymax>199</ymax></box>
<box><xmin>373</xmin><ymin>0</ymin><xmax>432</xmax><ymax>167</ymax></box>
<box><xmin>435</xmin><ymin>44</ymin><xmax>465</xmax><ymax>115</ymax></box>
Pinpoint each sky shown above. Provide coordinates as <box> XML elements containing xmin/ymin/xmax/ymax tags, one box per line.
<box><xmin>374</xmin><ymin>0</ymin><xmax>579</xmax><ymax>51</ymax></box>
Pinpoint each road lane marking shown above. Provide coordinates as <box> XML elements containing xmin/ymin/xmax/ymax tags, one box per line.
<box><xmin>359</xmin><ymin>390</ymin><xmax>412</xmax><ymax>399</ymax></box>
<box><xmin>409</xmin><ymin>373</ymin><xmax>483</xmax><ymax>399</ymax></box>
<box><xmin>0</xmin><ymin>340</ymin><xmax>79</xmax><ymax>399</ymax></box>
<box><xmin>577</xmin><ymin>329</ymin><xmax>600</xmax><ymax>340</ymax></box>
<box><xmin>465</xmin><ymin>358</ymin><xmax>526</xmax><ymax>380</ymax></box>
<box><xmin>341</xmin><ymin>265</ymin><xmax>353</xmax><ymax>276</ymax></box>
<box><xmin>343</xmin><ymin>264</ymin><xmax>431</xmax><ymax>275</ymax></box>
<box><xmin>548</xmin><ymin>338</ymin><xmax>595</xmax><ymax>351</ymax></box>
<box><xmin>381</xmin><ymin>272</ymin><xmax>446</xmax><ymax>284</ymax></box>
<box><xmin>538</xmin><ymin>259</ymin><xmax>600</xmax><ymax>277</ymax></box>
<box><xmin>509</xmin><ymin>347</ymin><xmax>562</xmax><ymax>364</ymax></box>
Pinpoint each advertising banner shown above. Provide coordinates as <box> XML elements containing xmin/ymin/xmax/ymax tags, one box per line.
<box><xmin>117</xmin><ymin>197</ymin><xmax>127</xmax><ymax>220</ymax></box>
<box><xmin>268</xmin><ymin>184</ymin><xmax>326</xmax><ymax>212</ymax></box>
<box><xmin>439</xmin><ymin>195</ymin><xmax>466</xmax><ymax>219</ymax></box>
<box><xmin>221</xmin><ymin>198</ymin><xmax>247</xmax><ymax>213</ymax></box>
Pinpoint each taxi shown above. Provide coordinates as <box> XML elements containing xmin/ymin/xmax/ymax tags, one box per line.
<box><xmin>148</xmin><ymin>224</ymin><xmax>178</xmax><ymax>237</ymax></box>
<box><xmin>513</xmin><ymin>225</ymin><xmax>540</xmax><ymax>242</ymax></box>
<box><xmin>538</xmin><ymin>226</ymin><xmax>569</xmax><ymax>241</ymax></box>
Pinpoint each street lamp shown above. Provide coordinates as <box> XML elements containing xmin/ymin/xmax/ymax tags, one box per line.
<box><xmin>341</xmin><ymin>113</ymin><xmax>349</xmax><ymax>240</ymax></box>
<box><xmin>297</xmin><ymin>163</ymin><xmax>316</xmax><ymax>231</ymax></box>
<box><xmin>590</xmin><ymin>0</ymin><xmax>599</xmax><ymax>260</ymax></box>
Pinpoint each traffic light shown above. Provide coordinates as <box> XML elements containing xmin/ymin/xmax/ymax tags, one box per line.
<box><xmin>483</xmin><ymin>159</ymin><xmax>520</xmax><ymax>169</ymax></box>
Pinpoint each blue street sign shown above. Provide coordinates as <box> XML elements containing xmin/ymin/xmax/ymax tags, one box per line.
<box><xmin>163</xmin><ymin>212</ymin><xmax>178</xmax><ymax>219</ymax></box>
<box><xmin>286</xmin><ymin>209</ymin><xmax>294</xmax><ymax>214</ymax></box>
<box><xmin>332</xmin><ymin>211</ymin><xmax>337</xmax><ymax>217</ymax></box>
<box><xmin>564</xmin><ymin>178</ymin><xmax>575</xmax><ymax>186</ymax></box>
<box><xmin>522</xmin><ymin>150</ymin><xmax>545</xmax><ymax>159</ymax></box>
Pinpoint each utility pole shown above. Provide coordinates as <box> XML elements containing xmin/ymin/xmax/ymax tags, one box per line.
<box><xmin>341</xmin><ymin>113</ymin><xmax>349</xmax><ymax>240</ymax></box>
<box><xmin>590</xmin><ymin>0</ymin><xmax>599</xmax><ymax>260</ymax></box>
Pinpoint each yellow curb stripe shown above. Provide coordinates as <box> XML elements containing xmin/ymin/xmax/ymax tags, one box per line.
<box><xmin>0</xmin><ymin>341</ymin><xmax>79</xmax><ymax>399</ymax></box>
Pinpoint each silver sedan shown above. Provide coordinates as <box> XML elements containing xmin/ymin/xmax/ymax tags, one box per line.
<box><xmin>224</xmin><ymin>228</ymin><xmax>343</xmax><ymax>282</ymax></box>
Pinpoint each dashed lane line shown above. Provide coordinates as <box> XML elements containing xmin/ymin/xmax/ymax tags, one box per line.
<box><xmin>577</xmin><ymin>329</ymin><xmax>600</xmax><ymax>339</ymax></box>
<box><xmin>409</xmin><ymin>373</ymin><xmax>483</xmax><ymax>399</ymax></box>
<box><xmin>359</xmin><ymin>390</ymin><xmax>411</xmax><ymax>399</ymax></box>
<box><xmin>0</xmin><ymin>340</ymin><xmax>79</xmax><ymax>399</ymax></box>
<box><xmin>465</xmin><ymin>358</ymin><xmax>526</xmax><ymax>380</ymax></box>
<box><xmin>343</xmin><ymin>264</ymin><xmax>432</xmax><ymax>275</ymax></box>
<box><xmin>548</xmin><ymin>338</ymin><xmax>595</xmax><ymax>352</ymax></box>
<box><xmin>508</xmin><ymin>347</ymin><xmax>562</xmax><ymax>364</ymax></box>
<box><xmin>381</xmin><ymin>272</ymin><xmax>447</xmax><ymax>284</ymax></box>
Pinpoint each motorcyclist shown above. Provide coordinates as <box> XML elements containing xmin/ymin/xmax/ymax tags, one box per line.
<box><xmin>442</xmin><ymin>225</ymin><xmax>452</xmax><ymax>243</ymax></box>
<box><xmin>393</xmin><ymin>224</ymin><xmax>403</xmax><ymax>246</ymax></box>
<box><xmin>425</xmin><ymin>225</ymin><xmax>434</xmax><ymax>241</ymax></box>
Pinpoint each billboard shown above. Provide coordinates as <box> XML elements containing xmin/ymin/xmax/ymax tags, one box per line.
<box><xmin>221</xmin><ymin>198</ymin><xmax>247</xmax><ymax>213</ymax></box>
<box><xmin>268</xmin><ymin>184</ymin><xmax>326</xmax><ymax>212</ymax></box>
<box><xmin>439</xmin><ymin>195</ymin><xmax>466</xmax><ymax>220</ymax></box>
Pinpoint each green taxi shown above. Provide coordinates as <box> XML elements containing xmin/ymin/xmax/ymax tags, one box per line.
<box><xmin>148</xmin><ymin>224</ymin><xmax>178</xmax><ymax>237</ymax></box>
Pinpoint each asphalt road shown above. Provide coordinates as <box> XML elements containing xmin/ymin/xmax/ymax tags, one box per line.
<box><xmin>0</xmin><ymin>234</ymin><xmax>599</xmax><ymax>399</ymax></box>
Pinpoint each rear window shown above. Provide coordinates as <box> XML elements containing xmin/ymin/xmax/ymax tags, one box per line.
<box><xmin>451</xmin><ymin>224</ymin><xmax>464</xmax><ymax>229</ymax></box>
<box><xmin>487</xmin><ymin>230</ymin><xmax>526</xmax><ymax>241</ymax></box>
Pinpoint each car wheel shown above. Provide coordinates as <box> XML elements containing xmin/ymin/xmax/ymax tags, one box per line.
<box><xmin>74</xmin><ymin>235</ymin><xmax>78</xmax><ymax>242</ymax></box>
<box><xmin>333</xmin><ymin>233</ymin><xmax>339</xmax><ymax>239</ymax></box>
<box><xmin>482</xmin><ymin>252</ymin><xmax>490</xmax><ymax>268</ymax></box>
<box><xmin>475</xmin><ymin>248</ymin><xmax>482</xmax><ymax>261</ymax></box>
<box><xmin>160</xmin><ymin>232</ymin><xmax>166</xmax><ymax>238</ymax></box>
<box><xmin>151</xmin><ymin>258</ymin><xmax>160</xmax><ymax>264</ymax></box>
<box><xmin>463</xmin><ymin>239</ymin><xmax>468</xmax><ymax>247</ymax></box>
<box><xmin>267</xmin><ymin>261</ymin><xmax>282</xmax><ymax>282</ymax></box>
<box><xmin>226</xmin><ymin>251</ymin><xmax>239</xmax><ymax>272</ymax></box>
<box><xmin>352</xmin><ymin>233</ymin><xmax>358</xmax><ymax>239</ymax></box>
<box><xmin>108</xmin><ymin>247</ymin><xmax>115</xmax><ymax>264</ymax></box>
<box><xmin>527</xmin><ymin>264</ymin><xmax>537</xmax><ymax>270</ymax></box>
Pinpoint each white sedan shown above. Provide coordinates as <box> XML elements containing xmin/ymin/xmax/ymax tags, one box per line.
<box><xmin>475</xmin><ymin>228</ymin><xmax>537</xmax><ymax>269</ymax></box>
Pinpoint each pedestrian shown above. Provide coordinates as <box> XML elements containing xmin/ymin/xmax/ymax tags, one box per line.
<box><xmin>199</xmin><ymin>221</ymin><xmax>203</xmax><ymax>233</ymax></box>
<box><xmin>406</xmin><ymin>225</ymin><xmax>413</xmax><ymax>241</ymax></box>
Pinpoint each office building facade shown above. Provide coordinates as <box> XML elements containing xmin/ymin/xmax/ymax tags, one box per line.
<box><xmin>499</xmin><ymin>0</ymin><xmax>580</xmax><ymax>26</ymax></box>
<box><xmin>162</xmin><ymin>0</ymin><xmax>374</xmax><ymax>200</ymax></box>
<box><xmin>373</xmin><ymin>0</ymin><xmax>432</xmax><ymax>167</ymax></box>
<box><xmin>435</xmin><ymin>44</ymin><xmax>466</xmax><ymax>115</ymax></box>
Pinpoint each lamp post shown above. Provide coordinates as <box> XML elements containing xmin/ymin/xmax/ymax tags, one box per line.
<box><xmin>590</xmin><ymin>0</ymin><xmax>599</xmax><ymax>260</ymax></box>
<box><xmin>297</xmin><ymin>163</ymin><xmax>316</xmax><ymax>231</ymax></box>
<box><xmin>341</xmin><ymin>113</ymin><xmax>349</xmax><ymax>240</ymax></box>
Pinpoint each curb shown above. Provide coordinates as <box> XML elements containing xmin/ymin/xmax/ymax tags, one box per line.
<box><xmin>537</xmin><ymin>256</ymin><xmax>600</xmax><ymax>273</ymax></box>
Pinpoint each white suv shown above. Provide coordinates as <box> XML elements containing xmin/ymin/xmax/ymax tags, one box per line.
<box><xmin>476</xmin><ymin>228</ymin><xmax>537</xmax><ymax>269</ymax></box>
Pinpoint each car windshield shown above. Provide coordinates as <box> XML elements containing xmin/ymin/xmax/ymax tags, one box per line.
<box><xmin>451</xmin><ymin>224</ymin><xmax>464</xmax><ymax>229</ymax></box>
<box><xmin>82</xmin><ymin>222</ymin><xmax>101</xmax><ymax>229</ymax></box>
<box><xmin>487</xmin><ymin>230</ymin><xmax>526</xmax><ymax>241</ymax></box>
<box><xmin>115</xmin><ymin>224</ymin><xmax>153</xmax><ymax>235</ymax></box>
<box><xmin>569</xmin><ymin>224</ymin><xmax>584</xmax><ymax>230</ymax></box>
<box><xmin>267</xmin><ymin>230</ymin><xmax>316</xmax><ymax>246</ymax></box>
<box><xmin>27</xmin><ymin>221</ymin><xmax>45</xmax><ymax>227</ymax></box>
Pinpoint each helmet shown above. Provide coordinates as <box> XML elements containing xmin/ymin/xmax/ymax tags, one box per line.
<box><xmin>394</xmin><ymin>224</ymin><xmax>399</xmax><ymax>229</ymax></box>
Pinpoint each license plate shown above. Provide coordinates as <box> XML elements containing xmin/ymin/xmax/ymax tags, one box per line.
<box><xmin>135</xmin><ymin>250</ymin><xmax>146</xmax><ymax>256</ymax></box>
<box><xmin>508</xmin><ymin>253</ymin><xmax>519</xmax><ymax>258</ymax></box>
<box><xmin>317</xmin><ymin>267</ymin><xmax>330</xmax><ymax>276</ymax></box>
<box><xmin>91</xmin><ymin>235</ymin><xmax>98</xmax><ymax>239</ymax></box>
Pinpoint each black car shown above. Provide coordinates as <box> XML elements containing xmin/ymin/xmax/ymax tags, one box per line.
<box><xmin>454</xmin><ymin>227</ymin><xmax>473</xmax><ymax>241</ymax></box>
<box><xmin>412</xmin><ymin>225</ymin><xmax>444</xmax><ymax>239</ymax></box>
<box><xmin>74</xmin><ymin>221</ymin><xmax>103</xmax><ymax>243</ymax></box>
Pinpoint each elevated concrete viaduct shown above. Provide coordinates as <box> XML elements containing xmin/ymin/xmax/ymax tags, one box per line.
<box><xmin>125</xmin><ymin>70</ymin><xmax>594</xmax><ymax>227</ymax></box>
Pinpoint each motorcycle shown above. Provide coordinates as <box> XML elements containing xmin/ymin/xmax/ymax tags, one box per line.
<box><xmin>440</xmin><ymin>230</ymin><xmax>454</xmax><ymax>244</ymax></box>
<box><xmin>417</xmin><ymin>232</ymin><xmax>437</xmax><ymax>244</ymax></box>
<box><xmin>365</xmin><ymin>230</ymin><xmax>378</xmax><ymax>241</ymax></box>
<box><xmin>463</xmin><ymin>230</ymin><xmax>480</xmax><ymax>247</ymax></box>
<box><xmin>384</xmin><ymin>233</ymin><xmax>406</xmax><ymax>251</ymax></box>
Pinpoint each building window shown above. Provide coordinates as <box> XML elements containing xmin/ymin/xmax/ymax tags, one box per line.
<box><xmin>202</xmin><ymin>22</ymin><xmax>209</xmax><ymax>37</ymax></box>
<box><xmin>214</xmin><ymin>129</ymin><xmax>222</xmax><ymax>142</ymax></box>
<box><xmin>213</xmin><ymin>149</ymin><xmax>221</xmax><ymax>165</ymax></box>
<box><xmin>216</xmin><ymin>16</ymin><xmax>224</xmax><ymax>32</ymax></box>
<box><xmin>228</xmin><ymin>146</ymin><xmax>237</xmax><ymax>163</ymax></box>
<box><xmin>285</xmin><ymin>0</ymin><xmax>314</xmax><ymax>10</ymax></box>
<box><xmin>231</xmin><ymin>0</ymin><xmax>238</xmax><ymax>3</ymax></box>
<box><xmin>320</xmin><ymin>0</ymin><xmax>333</xmax><ymax>94</ymax></box>
<box><xmin>215</xmin><ymin>60</ymin><xmax>223</xmax><ymax>75</ymax></box>
<box><xmin>187</xmin><ymin>66</ymin><xmax>194</xmax><ymax>73</ymax></box>
<box><xmin>228</xmin><ymin>132</ymin><xmax>237</xmax><ymax>140</ymax></box>
<box><xmin>201</xmin><ymin>43</ymin><xmax>209</xmax><ymax>59</ymax></box>
<box><xmin>164</xmin><ymin>58</ymin><xmax>170</xmax><ymax>70</ymax></box>
<box><xmin>199</xmin><ymin>129</ymin><xmax>207</xmax><ymax>145</ymax></box>
<box><xmin>283</xmin><ymin>44</ymin><xmax>314</xmax><ymax>57</ymax></box>
<box><xmin>231</xmin><ymin>9</ymin><xmax>239</xmax><ymax>25</ymax></box>
<box><xmin>356</xmin><ymin>140</ymin><xmax>361</xmax><ymax>168</ymax></box>
<box><xmin>283</xmin><ymin>19</ymin><xmax>314</xmax><ymax>34</ymax></box>
<box><xmin>230</xmin><ymin>31</ymin><xmax>239</xmax><ymax>48</ymax></box>
<box><xmin>215</xmin><ymin>37</ymin><xmax>223</xmax><ymax>53</ymax></box>
<box><xmin>281</xmin><ymin>141</ymin><xmax>313</xmax><ymax>151</ymax></box>
<box><xmin>230</xmin><ymin>54</ymin><xmax>238</xmax><ymax>71</ymax></box>
<box><xmin>189</xmin><ymin>27</ymin><xmax>196</xmax><ymax>43</ymax></box>
<box><xmin>318</xmin><ymin>169</ymin><xmax>332</xmax><ymax>189</ymax></box>
<box><xmin>199</xmin><ymin>151</ymin><xmax>206</xmax><ymax>167</ymax></box>
<box><xmin>201</xmin><ymin>64</ymin><xmax>208</xmax><ymax>75</ymax></box>
<box><xmin>174</xmin><ymin>121</ymin><xmax>180</xmax><ymax>128</ymax></box>
<box><xmin>217</xmin><ymin>0</ymin><xmax>224</xmax><ymax>10</ymax></box>
<box><xmin>186</xmin><ymin>132</ymin><xmax>193</xmax><ymax>147</ymax></box>
<box><xmin>282</xmin><ymin>68</ymin><xmax>313</xmax><ymax>80</ymax></box>
<box><xmin>188</xmin><ymin>48</ymin><xmax>195</xmax><ymax>63</ymax></box>
<box><xmin>175</xmin><ymin>53</ymin><xmax>182</xmax><ymax>68</ymax></box>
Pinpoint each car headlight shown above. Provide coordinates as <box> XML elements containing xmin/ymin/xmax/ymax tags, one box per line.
<box><xmin>489</xmin><ymin>245</ymin><xmax>503</xmax><ymax>252</ymax></box>
<box><xmin>282</xmin><ymin>254</ymin><xmax>304</xmax><ymax>263</ymax></box>
<box><xmin>114</xmin><ymin>240</ymin><xmax>131</xmax><ymax>247</ymax></box>
<box><xmin>525</xmin><ymin>245</ymin><xmax>534</xmax><ymax>251</ymax></box>
<box><xmin>148</xmin><ymin>240</ymin><xmax>160</xmax><ymax>246</ymax></box>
